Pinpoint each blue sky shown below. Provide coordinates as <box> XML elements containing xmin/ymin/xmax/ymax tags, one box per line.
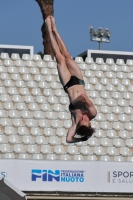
<box><xmin>0</xmin><ymin>0</ymin><xmax>133</xmax><ymax>57</ymax></box>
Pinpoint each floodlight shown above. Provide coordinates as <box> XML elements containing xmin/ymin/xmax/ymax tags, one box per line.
<box><xmin>89</xmin><ymin>26</ymin><xmax>111</xmax><ymax>50</ymax></box>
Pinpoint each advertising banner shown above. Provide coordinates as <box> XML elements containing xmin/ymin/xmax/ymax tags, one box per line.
<box><xmin>0</xmin><ymin>160</ymin><xmax>133</xmax><ymax>192</ymax></box>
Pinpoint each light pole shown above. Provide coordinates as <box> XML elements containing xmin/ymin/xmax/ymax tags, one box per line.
<box><xmin>89</xmin><ymin>27</ymin><xmax>111</xmax><ymax>50</ymax></box>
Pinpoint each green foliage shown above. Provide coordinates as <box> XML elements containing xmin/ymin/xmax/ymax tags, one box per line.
<box><xmin>37</xmin><ymin>51</ymin><xmax>44</xmax><ymax>59</ymax></box>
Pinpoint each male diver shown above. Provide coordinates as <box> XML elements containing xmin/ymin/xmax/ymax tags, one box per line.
<box><xmin>45</xmin><ymin>16</ymin><xmax>97</xmax><ymax>143</ymax></box>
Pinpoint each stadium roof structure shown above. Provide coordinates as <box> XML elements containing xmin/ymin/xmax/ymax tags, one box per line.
<box><xmin>77</xmin><ymin>49</ymin><xmax>133</xmax><ymax>63</ymax></box>
<box><xmin>0</xmin><ymin>176</ymin><xmax>27</xmax><ymax>200</ymax></box>
<box><xmin>0</xmin><ymin>44</ymin><xmax>34</xmax><ymax>59</ymax></box>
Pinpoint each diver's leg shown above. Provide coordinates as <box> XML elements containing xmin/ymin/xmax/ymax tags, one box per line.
<box><xmin>46</xmin><ymin>16</ymin><xmax>71</xmax><ymax>86</ymax></box>
<box><xmin>50</xmin><ymin>16</ymin><xmax>83</xmax><ymax>79</ymax></box>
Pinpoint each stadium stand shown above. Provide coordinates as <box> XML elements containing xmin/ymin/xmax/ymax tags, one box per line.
<box><xmin>1</xmin><ymin>52</ymin><xmax>133</xmax><ymax>199</ymax></box>
<box><xmin>0</xmin><ymin>52</ymin><xmax>133</xmax><ymax>162</ymax></box>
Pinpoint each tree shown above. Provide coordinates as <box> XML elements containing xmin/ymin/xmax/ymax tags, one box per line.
<box><xmin>36</xmin><ymin>0</ymin><xmax>54</xmax><ymax>58</ymax></box>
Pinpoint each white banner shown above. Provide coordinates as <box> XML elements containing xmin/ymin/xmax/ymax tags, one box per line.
<box><xmin>0</xmin><ymin>160</ymin><xmax>133</xmax><ymax>192</ymax></box>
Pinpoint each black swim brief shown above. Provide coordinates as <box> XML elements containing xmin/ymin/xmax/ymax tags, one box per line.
<box><xmin>64</xmin><ymin>76</ymin><xmax>85</xmax><ymax>93</ymax></box>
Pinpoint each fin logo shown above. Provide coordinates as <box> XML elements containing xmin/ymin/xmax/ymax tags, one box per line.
<box><xmin>32</xmin><ymin>170</ymin><xmax>60</xmax><ymax>182</ymax></box>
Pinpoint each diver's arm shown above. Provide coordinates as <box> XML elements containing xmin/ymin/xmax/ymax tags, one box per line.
<box><xmin>66</xmin><ymin>135</ymin><xmax>89</xmax><ymax>143</ymax></box>
<box><xmin>66</xmin><ymin>111</ymin><xmax>89</xmax><ymax>143</ymax></box>
<box><xmin>81</xmin><ymin>94</ymin><xmax>97</xmax><ymax>119</ymax></box>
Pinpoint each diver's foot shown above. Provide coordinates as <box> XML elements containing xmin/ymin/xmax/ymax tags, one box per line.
<box><xmin>45</xmin><ymin>16</ymin><xmax>52</xmax><ymax>32</ymax></box>
<box><xmin>50</xmin><ymin>15</ymin><xmax>57</xmax><ymax>32</ymax></box>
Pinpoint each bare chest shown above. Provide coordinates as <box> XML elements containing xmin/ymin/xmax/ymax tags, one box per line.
<box><xmin>67</xmin><ymin>85</ymin><xmax>86</xmax><ymax>102</ymax></box>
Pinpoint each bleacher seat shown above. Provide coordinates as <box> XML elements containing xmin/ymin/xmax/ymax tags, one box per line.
<box><xmin>56</xmin><ymin>128</ymin><xmax>66</xmax><ymax>137</ymax></box>
<box><xmin>88</xmin><ymin>137</ymin><xmax>98</xmax><ymax>146</ymax></box>
<box><xmin>1</xmin><ymin>53</ymin><xmax>9</xmax><ymax>59</ymax></box>
<box><xmin>74</xmin><ymin>154</ymin><xmax>84</xmax><ymax>161</ymax></box>
<box><xmin>114</xmin><ymin>156</ymin><xmax>124</xmax><ymax>162</ymax></box>
<box><xmin>101</xmin><ymin>91</ymin><xmax>110</xmax><ymax>99</ymax></box>
<box><xmin>90</xmin><ymin>63</ymin><xmax>100</xmax><ymax>71</ymax></box>
<box><xmin>67</xmin><ymin>145</ymin><xmax>78</xmax><ymax>155</ymax></box>
<box><xmin>111</xmin><ymin>64</ymin><xmax>119</xmax><ymax>72</ymax></box>
<box><xmin>94</xmin><ymin>129</ymin><xmax>105</xmax><ymax>138</ymax></box>
<box><xmin>43</xmin><ymin>55</ymin><xmax>52</xmax><ymax>62</ymax></box>
<box><xmin>0</xmin><ymin>143</ymin><xmax>11</xmax><ymax>153</ymax></box>
<box><xmin>126</xmin><ymin>59</ymin><xmax>133</xmax><ymax>66</ymax></box>
<box><xmin>119</xmin><ymin>130</ymin><xmax>129</xmax><ymax>139</ymax></box>
<box><xmin>0</xmin><ymin>87</ymin><xmax>6</xmax><ymax>94</ymax></box>
<box><xmin>94</xmin><ymin>146</ymin><xmax>104</xmax><ymax>155</ymax></box>
<box><xmin>41</xmin><ymin>145</ymin><xmax>52</xmax><ymax>154</ymax></box>
<box><xmin>127</xmin><ymin>156</ymin><xmax>133</xmax><ymax>162</ymax></box>
<box><xmin>80</xmin><ymin>146</ymin><xmax>91</xmax><ymax>155</ymax></box>
<box><xmin>87</xmin><ymin>154</ymin><xmax>97</xmax><ymax>161</ymax></box>
<box><xmin>120</xmin><ymin>147</ymin><xmax>131</xmax><ymax>156</ymax></box>
<box><xmin>44</xmin><ymin>128</ymin><xmax>54</xmax><ymax>136</ymax></box>
<box><xmin>101</xmin><ymin>137</ymin><xmax>111</xmax><ymax>146</ymax></box>
<box><xmin>75</xmin><ymin>57</ymin><xmax>84</xmax><ymax>63</ymax></box>
<box><xmin>26</xmin><ymin>119</ymin><xmax>37</xmax><ymax>127</ymax></box>
<box><xmin>11</xmin><ymin>53</ymin><xmax>20</xmax><ymax>60</ymax></box>
<box><xmin>31</xmin><ymin>127</ymin><xmax>42</xmax><ymax>136</ymax></box>
<box><xmin>27</xmin><ymin>144</ymin><xmax>38</xmax><ymax>154</ymax></box>
<box><xmin>41</xmin><ymin>103</ymin><xmax>51</xmax><ymax>111</ymax></box>
<box><xmin>21</xmin><ymin>110</ymin><xmax>31</xmax><ymax>119</ymax></box>
<box><xmin>18</xmin><ymin>153</ymin><xmax>29</xmax><ymax>159</ymax></box>
<box><xmin>1</xmin><ymin>118</ymin><xmax>12</xmax><ymax>126</ymax></box>
<box><xmin>33</xmin><ymin>153</ymin><xmax>43</xmax><ymax>160</ymax></box>
<box><xmin>22</xmin><ymin>135</ymin><xmax>34</xmax><ymax>144</ymax></box>
<box><xmin>37</xmin><ymin>60</ymin><xmax>47</xmax><ymax>68</ymax></box>
<box><xmin>35</xmin><ymin>136</ymin><xmax>47</xmax><ymax>145</ymax></box>
<box><xmin>4</xmin><ymin>126</ymin><xmax>16</xmax><ymax>135</ymax></box>
<box><xmin>79</xmin><ymin>63</ymin><xmax>87</xmax><ymax>70</ymax></box>
<box><xmin>9</xmin><ymin>135</ymin><xmax>20</xmax><ymax>144</ymax></box>
<box><xmin>126</xmin><ymin>139</ymin><xmax>133</xmax><ymax>148</ymax></box>
<box><xmin>6</xmin><ymin>81</ymin><xmax>13</xmax><ymax>89</ymax></box>
<box><xmin>118</xmin><ymin>114</ymin><xmax>128</xmax><ymax>122</ymax></box>
<box><xmin>0</xmin><ymin>66</ymin><xmax>6</xmax><ymax>73</ymax></box>
<box><xmin>60</xmin><ymin>154</ymin><xmax>71</xmax><ymax>161</ymax></box>
<box><xmin>4</xmin><ymin>153</ymin><xmax>15</xmax><ymax>159</ymax></box>
<box><xmin>0</xmin><ymin>110</ymin><xmax>6</xmax><ymax>118</ymax></box>
<box><xmin>0</xmin><ymin>53</ymin><xmax>133</xmax><ymax>161</ymax></box>
<box><xmin>113</xmin><ymin>138</ymin><xmax>124</xmax><ymax>147</ymax></box>
<box><xmin>107</xmin><ymin>146</ymin><xmax>118</xmax><ymax>156</ymax></box>
<box><xmin>13</xmin><ymin>118</ymin><xmax>23</xmax><ymax>127</ymax></box>
<box><xmin>49</xmin><ymin>136</ymin><xmax>60</xmax><ymax>145</ymax></box>
<box><xmin>121</xmin><ymin>79</ymin><xmax>130</xmax><ymax>88</ymax></box>
<box><xmin>61</xmin><ymin>136</ymin><xmax>68</xmax><ymax>146</ymax></box>
<box><xmin>106</xmin><ymin>58</ymin><xmax>114</xmax><ymax>65</ymax></box>
<box><xmin>22</xmin><ymin>54</ymin><xmax>31</xmax><ymax>61</ymax></box>
<box><xmin>116</xmin><ymin>59</ymin><xmax>124</xmax><ymax>66</ymax></box>
<box><xmin>106</xmin><ymin>98</ymin><xmax>116</xmax><ymax>106</ymax></box>
<box><xmin>106</xmin><ymin>71</ymin><xmax>114</xmax><ymax>78</ymax></box>
<box><xmin>46</xmin><ymin>153</ymin><xmax>57</xmax><ymax>160</ymax></box>
<box><xmin>15</xmin><ymin>59</ymin><xmax>24</xmax><ymax>67</ymax></box>
<box><xmin>54</xmin><ymin>145</ymin><xmax>65</xmax><ymax>154</ymax></box>
<box><xmin>85</xmin><ymin>57</ymin><xmax>94</xmax><ymax>64</ymax></box>
<box><xmin>18</xmin><ymin>127</ymin><xmax>29</xmax><ymax>135</ymax></box>
<box><xmin>33</xmin><ymin>54</ymin><xmax>41</xmax><ymax>61</ymax></box>
<box><xmin>100</xmin><ymin>155</ymin><xmax>110</xmax><ymax>161</ymax></box>
<box><xmin>101</xmin><ymin>121</ymin><xmax>110</xmax><ymax>130</ymax></box>
<box><xmin>0</xmin><ymin>94</ymin><xmax>11</xmax><ymax>102</ymax></box>
<box><xmin>48</xmin><ymin>61</ymin><xmax>57</xmax><ymax>68</ymax></box>
<box><xmin>0</xmin><ymin>135</ymin><xmax>7</xmax><ymax>143</ymax></box>
<box><xmin>107</xmin><ymin>113</ymin><xmax>116</xmax><ymax>121</ymax></box>
<box><xmin>36</xmin><ymin>95</ymin><xmax>46</xmax><ymax>104</ymax></box>
<box><xmin>16</xmin><ymin>80</ymin><xmax>25</xmax><ymax>87</ymax></box>
<box><xmin>11</xmin><ymin>73</ymin><xmax>21</xmax><ymax>81</ymax></box>
<box><xmin>4</xmin><ymin>59</ymin><xmax>13</xmax><ymax>66</ymax></box>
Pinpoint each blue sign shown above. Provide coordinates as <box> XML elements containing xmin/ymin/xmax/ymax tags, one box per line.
<box><xmin>31</xmin><ymin>170</ymin><xmax>85</xmax><ymax>183</ymax></box>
